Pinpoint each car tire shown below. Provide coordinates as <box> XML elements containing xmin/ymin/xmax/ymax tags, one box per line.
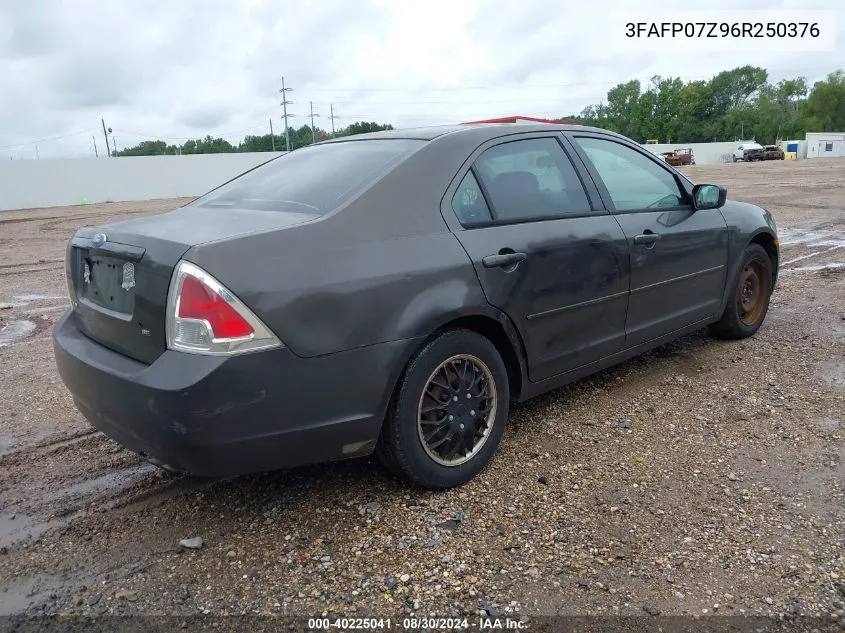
<box><xmin>733</xmin><ymin>157</ymin><xmax>738</xmax><ymax>163</ymax></box>
<box><xmin>376</xmin><ymin>328</ymin><xmax>510</xmax><ymax>489</ymax></box>
<box><xmin>709</xmin><ymin>243</ymin><xmax>773</xmax><ymax>340</ymax></box>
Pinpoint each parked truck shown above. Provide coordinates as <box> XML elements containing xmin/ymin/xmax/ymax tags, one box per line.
<box><xmin>661</xmin><ymin>148</ymin><xmax>695</xmax><ymax>166</ymax></box>
<box><xmin>733</xmin><ymin>142</ymin><xmax>765</xmax><ymax>162</ymax></box>
<box><xmin>763</xmin><ymin>145</ymin><xmax>785</xmax><ymax>160</ymax></box>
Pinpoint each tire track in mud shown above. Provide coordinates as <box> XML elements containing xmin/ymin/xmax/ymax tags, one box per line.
<box><xmin>778</xmin><ymin>224</ymin><xmax>845</xmax><ymax>273</ymax></box>
<box><xmin>0</xmin><ymin>199</ymin><xmax>206</xmax><ymax>555</ymax></box>
<box><xmin>0</xmin><ymin>434</ymin><xmax>215</xmax><ymax>550</ymax></box>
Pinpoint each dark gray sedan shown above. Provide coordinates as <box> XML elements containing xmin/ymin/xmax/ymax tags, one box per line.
<box><xmin>53</xmin><ymin>123</ymin><xmax>779</xmax><ymax>489</ymax></box>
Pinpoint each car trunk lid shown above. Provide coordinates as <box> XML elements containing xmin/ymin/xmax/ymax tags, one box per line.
<box><xmin>67</xmin><ymin>205</ymin><xmax>318</xmax><ymax>364</ymax></box>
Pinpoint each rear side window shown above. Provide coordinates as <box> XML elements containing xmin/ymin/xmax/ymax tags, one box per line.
<box><xmin>472</xmin><ymin>138</ymin><xmax>591</xmax><ymax>222</ymax></box>
<box><xmin>451</xmin><ymin>171</ymin><xmax>493</xmax><ymax>225</ymax></box>
<box><xmin>196</xmin><ymin>139</ymin><xmax>424</xmax><ymax>214</ymax></box>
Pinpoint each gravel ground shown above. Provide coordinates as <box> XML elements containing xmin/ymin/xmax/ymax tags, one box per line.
<box><xmin>0</xmin><ymin>160</ymin><xmax>843</xmax><ymax>626</ymax></box>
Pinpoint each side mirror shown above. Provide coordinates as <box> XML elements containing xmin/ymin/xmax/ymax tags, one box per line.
<box><xmin>692</xmin><ymin>184</ymin><xmax>727</xmax><ymax>210</ymax></box>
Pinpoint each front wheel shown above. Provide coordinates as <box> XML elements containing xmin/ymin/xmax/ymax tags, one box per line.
<box><xmin>376</xmin><ymin>329</ymin><xmax>510</xmax><ymax>489</ymax></box>
<box><xmin>710</xmin><ymin>244</ymin><xmax>773</xmax><ymax>340</ymax></box>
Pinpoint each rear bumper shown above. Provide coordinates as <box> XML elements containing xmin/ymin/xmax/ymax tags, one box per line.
<box><xmin>53</xmin><ymin>311</ymin><xmax>420</xmax><ymax>477</ymax></box>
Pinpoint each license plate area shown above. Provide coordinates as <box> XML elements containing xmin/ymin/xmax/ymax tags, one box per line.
<box><xmin>76</xmin><ymin>251</ymin><xmax>136</xmax><ymax>316</ymax></box>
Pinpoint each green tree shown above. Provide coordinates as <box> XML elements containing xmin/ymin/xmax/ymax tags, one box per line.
<box><xmin>672</xmin><ymin>81</ymin><xmax>713</xmax><ymax>143</ymax></box>
<box><xmin>557</xmin><ymin>65</ymin><xmax>841</xmax><ymax>144</ymax></box>
<box><xmin>337</xmin><ymin>121</ymin><xmax>395</xmax><ymax>136</ymax></box>
<box><xmin>804</xmin><ymin>70</ymin><xmax>845</xmax><ymax>132</ymax></box>
<box><xmin>238</xmin><ymin>133</ymin><xmax>285</xmax><ymax>152</ymax></box>
<box><xmin>605</xmin><ymin>80</ymin><xmax>641</xmax><ymax>138</ymax></box>
<box><xmin>114</xmin><ymin>140</ymin><xmax>179</xmax><ymax>156</ymax></box>
<box><xmin>707</xmin><ymin>65</ymin><xmax>769</xmax><ymax>114</ymax></box>
<box><xmin>188</xmin><ymin>135</ymin><xmax>235</xmax><ymax>154</ymax></box>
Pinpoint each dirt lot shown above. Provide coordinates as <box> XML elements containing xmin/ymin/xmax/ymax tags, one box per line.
<box><xmin>0</xmin><ymin>159</ymin><xmax>843</xmax><ymax>625</ymax></box>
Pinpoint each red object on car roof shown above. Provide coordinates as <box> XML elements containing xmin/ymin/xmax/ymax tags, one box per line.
<box><xmin>462</xmin><ymin>115</ymin><xmax>567</xmax><ymax>124</ymax></box>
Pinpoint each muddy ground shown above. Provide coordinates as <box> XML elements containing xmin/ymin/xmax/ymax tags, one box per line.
<box><xmin>0</xmin><ymin>159</ymin><xmax>843</xmax><ymax>625</ymax></box>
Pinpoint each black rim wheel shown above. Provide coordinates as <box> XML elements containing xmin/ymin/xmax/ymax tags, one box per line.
<box><xmin>416</xmin><ymin>354</ymin><xmax>497</xmax><ymax>467</ymax></box>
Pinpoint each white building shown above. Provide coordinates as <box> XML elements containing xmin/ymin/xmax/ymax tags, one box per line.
<box><xmin>806</xmin><ymin>132</ymin><xmax>845</xmax><ymax>158</ymax></box>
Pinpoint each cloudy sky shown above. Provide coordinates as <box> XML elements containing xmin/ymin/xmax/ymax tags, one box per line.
<box><xmin>0</xmin><ymin>0</ymin><xmax>841</xmax><ymax>159</ymax></box>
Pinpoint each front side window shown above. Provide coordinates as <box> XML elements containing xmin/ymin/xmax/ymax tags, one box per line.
<box><xmin>574</xmin><ymin>137</ymin><xmax>686</xmax><ymax>211</ymax></box>
<box><xmin>195</xmin><ymin>139</ymin><xmax>424</xmax><ymax>214</ymax></box>
<box><xmin>472</xmin><ymin>138</ymin><xmax>591</xmax><ymax>222</ymax></box>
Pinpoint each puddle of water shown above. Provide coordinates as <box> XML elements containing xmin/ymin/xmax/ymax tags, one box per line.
<box><xmin>12</xmin><ymin>294</ymin><xmax>63</xmax><ymax>302</ymax></box>
<box><xmin>778</xmin><ymin>228</ymin><xmax>845</xmax><ymax>247</ymax></box>
<box><xmin>24</xmin><ymin>305</ymin><xmax>68</xmax><ymax>315</ymax></box>
<box><xmin>790</xmin><ymin>262</ymin><xmax>845</xmax><ymax>272</ymax></box>
<box><xmin>817</xmin><ymin>418</ymin><xmax>842</xmax><ymax>432</ymax></box>
<box><xmin>0</xmin><ymin>464</ymin><xmax>156</xmax><ymax>549</ymax></box>
<box><xmin>0</xmin><ymin>575</ymin><xmax>62</xmax><ymax>615</ymax></box>
<box><xmin>0</xmin><ymin>320</ymin><xmax>35</xmax><ymax>347</ymax></box>
<box><xmin>40</xmin><ymin>462</ymin><xmax>158</xmax><ymax>506</ymax></box>
<box><xmin>782</xmin><ymin>245</ymin><xmax>844</xmax><ymax>266</ymax></box>
<box><xmin>0</xmin><ymin>512</ymin><xmax>54</xmax><ymax>549</ymax></box>
<box><xmin>818</xmin><ymin>361</ymin><xmax>845</xmax><ymax>390</ymax></box>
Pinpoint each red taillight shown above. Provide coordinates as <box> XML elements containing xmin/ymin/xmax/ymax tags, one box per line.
<box><xmin>177</xmin><ymin>274</ymin><xmax>253</xmax><ymax>339</ymax></box>
<box><xmin>166</xmin><ymin>261</ymin><xmax>281</xmax><ymax>355</ymax></box>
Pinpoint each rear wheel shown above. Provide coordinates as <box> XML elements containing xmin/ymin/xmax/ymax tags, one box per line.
<box><xmin>710</xmin><ymin>244</ymin><xmax>773</xmax><ymax>340</ymax></box>
<box><xmin>376</xmin><ymin>329</ymin><xmax>509</xmax><ymax>489</ymax></box>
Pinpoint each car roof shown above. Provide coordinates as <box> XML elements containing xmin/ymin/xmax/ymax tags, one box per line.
<box><xmin>322</xmin><ymin>122</ymin><xmax>630</xmax><ymax>144</ymax></box>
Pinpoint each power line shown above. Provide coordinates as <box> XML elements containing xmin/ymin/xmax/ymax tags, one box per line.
<box><xmin>304</xmin><ymin>81</ymin><xmax>625</xmax><ymax>92</ymax></box>
<box><xmin>322</xmin><ymin>97</ymin><xmax>591</xmax><ymax>106</ymax></box>
<box><xmin>113</xmin><ymin>122</ymin><xmax>266</xmax><ymax>141</ymax></box>
<box><xmin>0</xmin><ymin>129</ymin><xmax>96</xmax><ymax>149</ymax></box>
<box><xmin>301</xmin><ymin>66</ymin><xmax>821</xmax><ymax>93</ymax></box>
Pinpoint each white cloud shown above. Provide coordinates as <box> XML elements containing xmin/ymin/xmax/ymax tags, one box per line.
<box><xmin>0</xmin><ymin>0</ymin><xmax>841</xmax><ymax>158</ymax></box>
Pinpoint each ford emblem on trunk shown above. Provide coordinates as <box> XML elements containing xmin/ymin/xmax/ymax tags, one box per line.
<box><xmin>92</xmin><ymin>233</ymin><xmax>107</xmax><ymax>247</ymax></box>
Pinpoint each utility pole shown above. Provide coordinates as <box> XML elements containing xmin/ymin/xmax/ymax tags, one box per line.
<box><xmin>101</xmin><ymin>119</ymin><xmax>111</xmax><ymax>157</ymax></box>
<box><xmin>309</xmin><ymin>101</ymin><xmax>319</xmax><ymax>144</ymax></box>
<box><xmin>93</xmin><ymin>136</ymin><xmax>98</xmax><ymax>157</ymax></box>
<box><xmin>279</xmin><ymin>76</ymin><xmax>294</xmax><ymax>152</ymax></box>
<box><xmin>329</xmin><ymin>104</ymin><xmax>340</xmax><ymax>137</ymax></box>
<box><xmin>269</xmin><ymin>118</ymin><xmax>275</xmax><ymax>151</ymax></box>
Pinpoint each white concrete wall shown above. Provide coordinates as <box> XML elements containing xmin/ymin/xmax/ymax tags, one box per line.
<box><xmin>640</xmin><ymin>141</ymin><xmax>744</xmax><ymax>165</ymax></box>
<box><xmin>806</xmin><ymin>132</ymin><xmax>845</xmax><ymax>159</ymax></box>
<box><xmin>0</xmin><ymin>152</ymin><xmax>281</xmax><ymax>212</ymax></box>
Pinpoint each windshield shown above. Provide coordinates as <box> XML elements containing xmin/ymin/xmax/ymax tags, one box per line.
<box><xmin>193</xmin><ymin>139</ymin><xmax>425</xmax><ymax>214</ymax></box>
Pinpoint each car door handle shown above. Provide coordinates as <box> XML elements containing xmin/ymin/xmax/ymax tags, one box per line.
<box><xmin>633</xmin><ymin>233</ymin><xmax>661</xmax><ymax>245</ymax></box>
<box><xmin>482</xmin><ymin>252</ymin><xmax>527</xmax><ymax>268</ymax></box>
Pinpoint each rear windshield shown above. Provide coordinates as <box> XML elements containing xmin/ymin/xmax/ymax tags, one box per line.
<box><xmin>195</xmin><ymin>138</ymin><xmax>425</xmax><ymax>214</ymax></box>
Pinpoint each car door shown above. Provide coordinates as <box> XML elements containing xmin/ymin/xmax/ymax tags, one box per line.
<box><xmin>565</xmin><ymin>133</ymin><xmax>729</xmax><ymax>348</ymax></box>
<box><xmin>442</xmin><ymin>134</ymin><xmax>630</xmax><ymax>382</ymax></box>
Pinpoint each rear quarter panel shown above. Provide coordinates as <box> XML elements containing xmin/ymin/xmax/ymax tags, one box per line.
<box><xmin>185</xmin><ymin>137</ymin><xmax>494</xmax><ymax>358</ymax></box>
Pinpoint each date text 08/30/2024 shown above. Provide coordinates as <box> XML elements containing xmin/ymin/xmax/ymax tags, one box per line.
<box><xmin>307</xmin><ymin>617</ymin><xmax>527</xmax><ymax>630</ymax></box>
